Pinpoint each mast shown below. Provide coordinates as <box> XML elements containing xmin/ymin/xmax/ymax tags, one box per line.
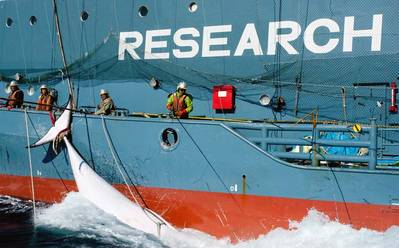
<box><xmin>52</xmin><ymin>0</ymin><xmax>75</xmax><ymax>108</ymax></box>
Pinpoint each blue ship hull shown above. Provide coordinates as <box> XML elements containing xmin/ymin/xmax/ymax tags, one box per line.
<box><xmin>0</xmin><ymin>0</ymin><xmax>399</xmax><ymax>240</ymax></box>
<box><xmin>0</xmin><ymin>108</ymin><xmax>398</xmax><ymax>239</ymax></box>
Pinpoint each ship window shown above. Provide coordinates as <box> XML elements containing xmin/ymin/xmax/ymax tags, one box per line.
<box><xmin>160</xmin><ymin>128</ymin><xmax>179</xmax><ymax>150</ymax></box>
<box><xmin>138</xmin><ymin>6</ymin><xmax>148</xmax><ymax>17</ymax></box>
<box><xmin>6</xmin><ymin>18</ymin><xmax>13</xmax><ymax>28</ymax></box>
<box><xmin>29</xmin><ymin>16</ymin><xmax>37</xmax><ymax>26</ymax></box>
<box><xmin>80</xmin><ymin>11</ymin><xmax>89</xmax><ymax>22</ymax></box>
<box><xmin>188</xmin><ymin>2</ymin><xmax>198</xmax><ymax>12</ymax></box>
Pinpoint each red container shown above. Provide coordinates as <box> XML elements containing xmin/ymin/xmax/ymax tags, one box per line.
<box><xmin>212</xmin><ymin>85</ymin><xmax>235</xmax><ymax>111</ymax></box>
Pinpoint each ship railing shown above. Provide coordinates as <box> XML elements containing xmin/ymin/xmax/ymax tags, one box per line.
<box><xmin>227</xmin><ymin>119</ymin><xmax>385</xmax><ymax>170</ymax></box>
<box><xmin>0</xmin><ymin>98</ymin><xmax>130</xmax><ymax>117</ymax></box>
<box><xmin>0</xmin><ymin>97</ymin><xmax>68</xmax><ymax>112</ymax></box>
<box><xmin>79</xmin><ymin>106</ymin><xmax>129</xmax><ymax>117</ymax></box>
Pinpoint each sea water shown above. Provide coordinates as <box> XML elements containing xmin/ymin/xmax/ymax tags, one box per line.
<box><xmin>0</xmin><ymin>192</ymin><xmax>398</xmax><ymax>248</ymax></box>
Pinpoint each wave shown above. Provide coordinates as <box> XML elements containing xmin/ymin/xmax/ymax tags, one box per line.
<box><xmin>30</xmin><ymin>192</ymin><xmax>399</xmax><ymax>248</ymax></box>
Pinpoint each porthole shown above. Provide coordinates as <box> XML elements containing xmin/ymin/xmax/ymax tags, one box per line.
<box><xmin>6</xmin><ymin>18</ymin><xmax>13</xmax><ymax>28</ymax></box>
<box><xmin>80</xmin><ymin>11</ymin><xmax>89</xmax><ymax>22</ymax></box>
<box><xmin>138</xmin><ymin>6</ymin><xmax>148</xmax><ymax>17</ymax></box>
<box><xmin>29</xmin><ymin>16</ymin><xmax>37</xmax><ymax>26</ymax></box>
<box><xmin>188</xmin><ymin>2</ymin><xmax>198</xmax><ymax>13</ymax></box>
<box><xmin>160</xmin><ymin>128</ymin><xmax>179</xmax><ymax>150</ymax></box>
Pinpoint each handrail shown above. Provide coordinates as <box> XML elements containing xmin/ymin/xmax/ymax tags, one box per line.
<box><xmin>227</xmin><ymin>119</ymin><xmax>380</xmax><ymax>169</ymax></box>
<box><xmin>270</xmin><ymin>151</ymin><xmax>369</xmax><ymax>163</ymax></box>
<box><xmin>79</xmin><ymin>105</ymin><xmax>129</xmax><ymax>116</ymax></box>
<box><xmin>2</xmin><ymin>96</ymin><xmax>399</xmax><ymax>129</ymax></box>
<box><xmin>248</xmin><ymin>137</ymin><xmax>370</xmax><ymax>148</ymax></box>
<box><xmin>0</xmin><ymin>97</ymin><xmax>84</xmax><ymax>114</ymax></box>
<box><xmin>228</xmin><ymin>122</ymin><xmax>372</xmax><ymax>132</ymax></box>
<box><xmin>0</xmin><ymin>98</ymin><xmax>126</xmax><ymax>115</ymax></box>
<box><xmin>0</xmin><ymin>97</ymin><xmax>56</xmax><ymax>110</ymax></box>
<box><xmin>1</xmin><ymin>97</ymin><xmax>397</xmax><ymax>168</ymax></box>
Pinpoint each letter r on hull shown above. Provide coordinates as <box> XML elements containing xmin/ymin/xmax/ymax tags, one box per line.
<box><xmin>267</xmin><ymin>21</ymin><xmax>301</xmax><ymax>55</ymax></box>
<box><xmin>118</xmin><ymin>31</ymin><xmax>143</xmax><ymax>60</ymax></box>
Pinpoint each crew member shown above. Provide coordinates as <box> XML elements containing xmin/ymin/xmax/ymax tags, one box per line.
<box><xmin>95</xmin><ymin>89</ymin><xmax>115</xmax><ymax>115</ymax></box>
<box><xmin>166</xmin><ymin>82</ymin><xmax>193</xmax><ymax>118</ymax></box>
<box><xmin>6</xmin><ymin>81</ymin><xmax>24</xmax><ymax>108</ymax></box>
<box><xmin>36</xmin><ymin>84</ymin><xmax>53</xmax><ymax>111</ymax></box>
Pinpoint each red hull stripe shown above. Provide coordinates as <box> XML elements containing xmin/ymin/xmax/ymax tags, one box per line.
<box><xmin>0</xmin><ymin>174</ymin><xmax>398</xmax><ymax>241</ymax></box>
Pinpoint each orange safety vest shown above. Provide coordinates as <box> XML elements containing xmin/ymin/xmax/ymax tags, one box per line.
<box><xmin>7</xmin><ymin>89</ymin><xmax>23</xmax><ymax>108</ymax></box>
<box><xmin>172</xmin><ymin>94</ymin><xmax>188</xmax><ymax>118</ymax></box>
<box><xmin>36</xmin><ymin>94</ymin><xmax>53</xmax><ymax>111</ymax></box>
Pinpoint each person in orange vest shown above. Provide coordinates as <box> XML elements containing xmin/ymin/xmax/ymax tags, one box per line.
<box><xmin>5</xmin><ymin>81</ymin><xmax>24</xmax><ymax>108</ymax></box>
<box><xmin>36</xmin><ymin>84</ymin><xmax>54</xmax><ymax>111</ymax></box>
<box><xmin>166</xmin><ymin>82</ymin><xmax>193</xmax><ymax>118</ymax></box>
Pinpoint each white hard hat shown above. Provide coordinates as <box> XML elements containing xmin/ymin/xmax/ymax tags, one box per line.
<box><xmin>40</xmin><ymin>84</ymin><xmax>48</xmax><ymax>90</ymax></box>
<box><xmin>176</xmin><ymin>81</ymin><xmax>187</xmax><ymax>90</ymax></box>
<box><xmin>9</xmin><ymin>80</ymin><xmax>18</xmax><ymax>87</ymax></box>
<box><xmin>99</xmin><ymin>89</ymin><xmax>108</xmax><ymax>95</ymax></box>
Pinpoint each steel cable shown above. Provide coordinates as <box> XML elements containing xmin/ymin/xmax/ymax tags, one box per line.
<box><xmin>24</xmin><ymin>109</ymin><xmax>36</xmax><ymax>218</ymax></box>
<box><xmin>100</xmin><ymin>115</ymin><xmax>168</xmax><ymax>226</ymax></box>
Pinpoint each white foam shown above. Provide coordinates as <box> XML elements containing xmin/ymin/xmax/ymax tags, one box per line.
<box><xmin>35</xmin><ymin>192</ymin><xmax>163</xmax><ymax>247</ymax></box>
<box><xmin>36</xmin><ymin>192</ymin><xmax>399</xmax><ymax>248</ymax></box>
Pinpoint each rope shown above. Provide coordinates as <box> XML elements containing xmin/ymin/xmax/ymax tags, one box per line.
<box><xmin>100</xmin><ymin>115</ymin><xmax>140</xmax><ymax>205</ymax></box>
<box><xmin>309</xmin><ymin>117</ymin><xmax>352</xmax><ymax>225</ymax></box>
<box><xmin>52</xmin><ymin>0</ymin><xmax>75</xmax><ymax>106</ymax></box>
<box><xmin>13</xmin><ymin>0</ymin><xmax>28</xmax><ymax>78</ymax></box>
<box><xmin>26</xmin><ymin>112</ymin><xmax>70</xmax><ymax>192</ymax></box>
<box><xmin>314</xmin><ymin>149</ymin><xmax>353</xmax><ymax>225</ymax></box>
<box><xmin>172</xmin><ymin>116</ymin><xmax>244</xmax><ymax>212</ymax></box>
<box><xmin>84</xmin><ymin>114</ymin><xmax>96</xmax><ymax>171</ymax></box>
<box><xmin>341</xmin><ymin>87</ymin><xmax>348</xmax><ymax>123</ymax></box>
<box><xmin>100</xmin><ymin>115</ymin><xmax>168</xmax><ymax>225</ymax></box>
<box><xmin>328</xmin><ymin>165</ymin><xmax>353</xmax><ymax>224</ymax></box>
<box><xmin>24</xmin><ymin>109</ymin><xmax>36</xmax><ymax>217</ymax></box>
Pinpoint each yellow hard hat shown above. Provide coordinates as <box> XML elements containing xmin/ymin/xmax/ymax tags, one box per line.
<box><xmin>352</xmin><ymin>123</ymin><xmax>362</xmax><ymax>133</ymax></box>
